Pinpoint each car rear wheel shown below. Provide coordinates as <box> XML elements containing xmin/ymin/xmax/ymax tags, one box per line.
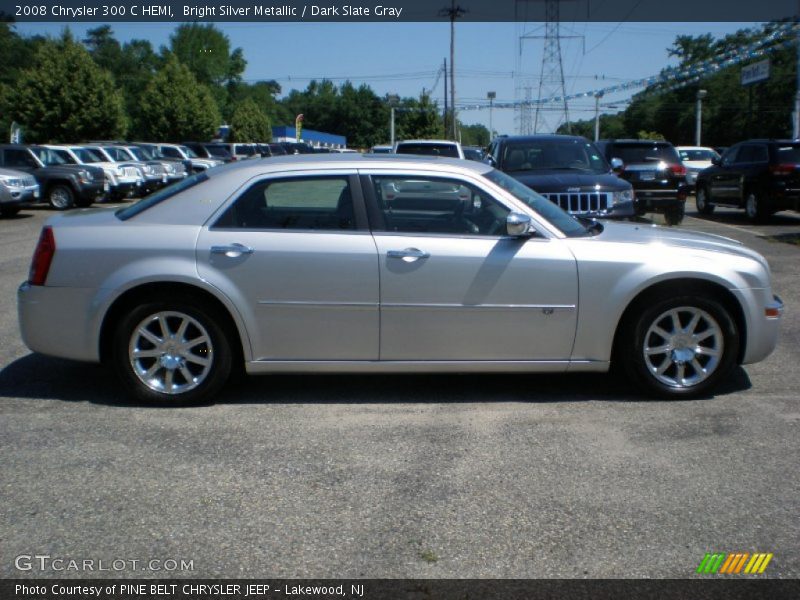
<box><xmin>663</xmin><ymin>204</ymin><xmax>685</xmax><ymax>226</ymax></box>
<box><xmin>48</xmin><ymin>185</ymin><xmax>75</xmax><ymax>210</ymax></box>
<box><xmin>0</xmin><ymin>206</ymin><xmax>21</xmax><ymax>217</ymax></box>
<box><xmin>112</xmin><ymin>298</ymin><xmax>232</xmax><ymax>405</ymax></box>
<box><xmin>695</xmin><ymin>187</ymin><xmax>715</xmax><ymax>215</ymax></box>
<box><xmin>621</xmin><ymin>295</ymin><xmax>739</xmax><ymax>398</ymax></box>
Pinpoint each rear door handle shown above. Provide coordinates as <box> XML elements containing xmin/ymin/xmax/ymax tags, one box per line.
<box><xmin>387</xmin><ymin>248</ymin><xmax>430</xmax><ymax>262</ymax></box>
<box><xmin>210</xmin><ymin>243</ymin><xmax>254</xmax><ymax>258</ymax></box>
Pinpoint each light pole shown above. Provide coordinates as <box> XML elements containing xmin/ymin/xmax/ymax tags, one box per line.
<box><xmin>695</xmin><ymin>89</ymin><xmax>707</xmax><ymax>146</ymax></box>
<box><xmin>387</xmin><ymin>94</ymin><xmax>400</xmax><ymax>147</ymax></box>
<box><xmin>594</xmin><ymin>91</ymin><xmax>604</xmax><ymax>142</ymax></box>
<box><xmin>487</xmin><ymin>91</ymin><xmax>496</xmax><ymax>140</ymax></box>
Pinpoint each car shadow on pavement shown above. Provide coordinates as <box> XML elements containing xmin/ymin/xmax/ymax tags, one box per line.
<box><xmin>0</xmin><ymin>353</ymin><xmax>753</xmax><ymax>407</ymax></box>
<box><xmin>689</xmin><ymin>211</ymin><xmax>800</xmax><ymax>227</ymax></box>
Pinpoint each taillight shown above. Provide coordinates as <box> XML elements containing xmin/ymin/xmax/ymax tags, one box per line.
<box><xmin>669</xmin><ymin>164</ymin><xmax>687</xmax><ymax>176</ymax></box>
<box><xmin>29</xmin><ymin>226</ymin><xmax>55</xmax><ymax>286</ymax></box>
<box><xmin>769</xmin><ymin>163</ymin><xmax>798</xmax><ymax>175</ymax></box>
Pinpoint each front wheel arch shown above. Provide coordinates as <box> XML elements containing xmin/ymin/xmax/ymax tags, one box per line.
<box><xmin>612</xmin><ymin>279</ymin><xmax>747</xmax><ymax>369</ymax></box>
<box><xmin>99</xmin><ymin>282</ymin><xmax>245</xmax><ymax>373</ymax></box>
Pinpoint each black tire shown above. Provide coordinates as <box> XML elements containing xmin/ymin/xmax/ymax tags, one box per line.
<box><xmin>111</xmin><ymin>296</ymin><xmax>233</xmax><ymax>405</ymax></box>
<box><xmin>0</xmin><ymin>206</ymin><xmax>21</xmax><ymax>218</ymax></box>
<box><xmin>47</xmin><ymin>184</ymin><xmax>75</xmax><ymax>210</ymax></box>
<box><xmin>695</xmin><ymin>187</ymin><xmax>715</xmax><ymax>215</ymax></box>
<box><xmin>74</xmin><ymin>197</ymin><xmax>94</xmax><ymax>208</ymax></box>
<box><xmin>663</xmin><ymin>204</ymin><xmax>685</xmax><ymax>226</ymax></box>
<box><xmin>619</xmin><ymin>294</ymin><xmax>739</xmax><ymax>399</ymax></box>
<box><xmin>744</xmin><ymin>191</ymin><xmax>769</xmax><ymax>223</ymax></box>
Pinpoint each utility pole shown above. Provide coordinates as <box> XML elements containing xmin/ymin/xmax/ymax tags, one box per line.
<box><xmin>440</xmin><ymin>1</ymin><xmax>466</xmax><ymax>139</ymax></box>
<box><xmin>696</xmin><ymin>89</ymin><xmax>707</xmax><ymax>146</ymax></box>
<box><xmin>487</xmin><ymin>91</ymin><xmax>496</xmax><ymax>139</ymax></box>
<box><xmin>443</xmin><ymin>58</ymin><xmax>448</xmax><ymax>134</ymax></box>
<box><xmin>594</xmin><ymin>91</ymin><xmax>603</xmax><ymax>142</ymax></box>
<box><xmin>795</xmin><ymin>8</ymin><xmax>800</xmax><ymax>138</ymax></box>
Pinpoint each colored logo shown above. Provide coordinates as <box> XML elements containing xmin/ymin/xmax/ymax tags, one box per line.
<box><xmin>696</xmin><ymin>552</ymin><xmax>773</xmax><ymax>574</ymax></box>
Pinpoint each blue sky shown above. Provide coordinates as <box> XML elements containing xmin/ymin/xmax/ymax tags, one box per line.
<box><xmin>17</xmin><ymin>21</ymin><xmax>759</xmax><ymax>136</ymax></box>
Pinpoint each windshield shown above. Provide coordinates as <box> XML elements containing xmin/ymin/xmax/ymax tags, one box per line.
<box><xmin>502</xmin><ymin>139</ymin><xmax>609</xmax><ymax>173</ymax></box>
<box><xmin>180</xmin><ymin>145</ymin><xmax>198</xmax><ymax>158</ymax></box>
<box><xmin>235</xmin><ymin>144</ymin><xmax>256</xmax><ymax>156</ymax></box>
<box><xmin>30</xmin><ymin>147</ymin><xmax>69</xmax><ymax>166</ymax></box>
<box><xmin>679</xmin><ymin>149</ymin><xmax>718</xmax><ymax>161</ymax></box>
<box><xmin>206</xmin><ymin>144</ymin><xmax>231</xmax><ymax>158</ymax></box>
<box><xmin>72</xmin><ymin>147</ymin><xmax>102</xmax><ymax>163</ymax></box>
<box><xmin>127</xmin><ymin>147</ymin><xmax>148</xmax><ymax>161</ymax></box>
<box><xmin>483</xmin><ymin>169</ymin><xmax>588</xmax><ymax>237</ymax></box>
<box><xmin>116</xmin><ymin>172</ymin><xmax>209</xmax><ymax>220</ymax></box>
<box><xmin>52</xmin><ymin>149</ymin><xmax>77</xmax><ymax>164</ymax></box>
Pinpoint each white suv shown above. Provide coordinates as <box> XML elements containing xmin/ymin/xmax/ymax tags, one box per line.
<box><xmin>394</xmin><ymin>139</ymin><xmax>465</xmax><ymax>160</ymax></box>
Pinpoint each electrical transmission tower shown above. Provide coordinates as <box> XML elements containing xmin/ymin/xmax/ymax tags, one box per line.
<box><xmin>515</xmin><ymin>0</ymin><xmax>581</xmax><ymax>134</ymax></box>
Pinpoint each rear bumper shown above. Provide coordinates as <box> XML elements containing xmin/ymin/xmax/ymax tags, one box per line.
<box><xmin>18</xmin><ymin>282</ymin><xmax>101</xmax><ymax>362</ymax></box>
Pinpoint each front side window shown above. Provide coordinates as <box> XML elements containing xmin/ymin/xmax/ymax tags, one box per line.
<box><xmin>214</xmin><ymin>176</ymin><xmax>356</xmax><ymax>231</ymax></box>
<box><xmin>371</xmin><ymin>175</ymin><xmax>510</xmax><ymax>236</ymax></box>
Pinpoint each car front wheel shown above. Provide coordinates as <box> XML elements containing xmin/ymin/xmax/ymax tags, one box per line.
<box><xmin>621</xmin><ymin>295</ymin><xmax>739</xmax><ymax>398</ymax></box>
<box><xmin>696</xmin><ymin>187</ymin><xmax>715</xmax><ymax>215</ymax></box>
<box><xmin>112</xmin><ymin>297</ymin><xmax>232</xmax><ymax>405</ymax></box>
<box><xmin>744</xmin><ymin>191</ymin><xmax>769</xmax><ymax>222</ymax></box>
<box><xmin>48</xmin><ymin>185</ymin><xmax>75</xmax><ymax>210</ymax></box>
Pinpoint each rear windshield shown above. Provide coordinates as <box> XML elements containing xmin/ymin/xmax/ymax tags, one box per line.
<box><xmin>396</xmin><ymin>143</ymin><xmax>460</xmax><ymax>158</ymax></box>
<box><xmin>776</xmin><ymin>145</ymin><xmax>800</xmax><ymax>163</ymax></box>
<box><xmin>116</xmin><ymin>172</ymin><xmax>208</xmax><ymax>220</ymax></box>
<box><xmin>610</xmin><ymin>143</ymin><xmax>680</xmax><ymax>165</ymax></box>
<box><xmin>679</xmin><ymin>149</ymin><xmax>718</xmax><ymax>161</ymax></box>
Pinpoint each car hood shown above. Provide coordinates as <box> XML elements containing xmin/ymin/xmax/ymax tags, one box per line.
<box><xmin>586</xmin><ymin>220</ymin><xmax>767</xmax><ymax>264</ymax></box>
<box><xmin>508</xmin><ymin>170</ymin><xmax>630</xmax><ymax>193</ymax></box>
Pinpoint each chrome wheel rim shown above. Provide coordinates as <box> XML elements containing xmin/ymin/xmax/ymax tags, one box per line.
<box><xmin>696</xmin><ymin>189</ymin><xmax>706</xmax><ymax>210</ymax></box>
<box><xmin>643</xmin><ymin>306</ymin><xmax>723</xmax><ymax>388</ymax></box>
<box><xmin>745</xmin><ymin>194</ymin><xmax>757</xmax><ymax>219</ymax></box>
<box><xmin>50</xmin><ymin>188</ymin><xmax>71</xmax><ymax>209</ymax></box>
<box><xmin>129</xmin><ymin>311</ymin><xmax>213</xmax><ymax>395</ymax></box>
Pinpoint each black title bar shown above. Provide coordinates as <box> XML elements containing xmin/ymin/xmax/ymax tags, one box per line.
<box><xmin>1</xmin><ymin>0</ymin><xmax>799</xmax><ymax>23</ymax></box>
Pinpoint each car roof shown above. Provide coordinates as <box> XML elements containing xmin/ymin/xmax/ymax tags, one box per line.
<box><xmin>204</xmin><ymin>153</ymin><xmax>492</xmax><ymax>178</ymax></box>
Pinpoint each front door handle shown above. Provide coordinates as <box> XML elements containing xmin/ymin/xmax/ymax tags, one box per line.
<box><xmin>210</xmin><ymin>243</ymin><xmax>254</xmax><ymax>258</ymax></box>
<box><xmin>387</xmin><ymin>248</ymin><xmax>430</xmax><ymax>262</ymax></box>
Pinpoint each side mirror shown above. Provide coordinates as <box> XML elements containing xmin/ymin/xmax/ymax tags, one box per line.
<box><xmin>484</xmin><ymin>155</ymin><xmax>497</xmax><ymax>167</ymax></box>
<box><xmin>610</xmin><ymin>157</ymin><xmax>624</xmax><ymax>173</ymax></box>
<box><xmin>506</xmin><ymin>212</ymin><xmax>532</xmax><ymax>237</ymax></box>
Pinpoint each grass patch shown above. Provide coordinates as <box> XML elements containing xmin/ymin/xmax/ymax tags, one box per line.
<box><xmin>419</xmin><ymin>549</ymin><xmax>439</xmax><ymax>563</ymax></box>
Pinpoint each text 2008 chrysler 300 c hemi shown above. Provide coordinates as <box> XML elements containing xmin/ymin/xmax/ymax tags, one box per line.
<box><xmin>18</xmin><ymin>154</ymin><xmax>782</xmax><ymax>404</ymax></box>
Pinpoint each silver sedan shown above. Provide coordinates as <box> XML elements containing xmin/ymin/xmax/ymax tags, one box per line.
<box><xmin>18</xmin><ymin>155</ymin><xmax>782</xmax><ymax>404</ymax></box>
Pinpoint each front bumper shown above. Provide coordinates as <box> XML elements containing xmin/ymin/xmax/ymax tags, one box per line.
<box><xmin>76</xmin><ymin>181</ymin><xmax>106</xmax><ymax>202</ymax></box>
<box><xmin>1</xmin><ymin>184</ymin><xmax>40</xmax><ymax>207</ymax></box>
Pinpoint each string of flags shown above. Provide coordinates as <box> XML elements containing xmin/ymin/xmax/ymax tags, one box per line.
<box><xmin>457</xmin><ymin>21</ymin><xmax>800</xmax><ymax>111</ymax></box>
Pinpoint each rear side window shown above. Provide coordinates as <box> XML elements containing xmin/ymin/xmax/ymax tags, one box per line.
<box><xmin>116</xmin><ymin>172</ymin><xmax>208</xmax><ymax>220</ymax></box>
<box><xmin>214</xmin><ymin>176</ymin><xmax>356</xmax><ymax>231</ymax></box>
<box><xmin>396</xmin><ymin>143</ymin><xmax>460</xmax><ymax>158</ymax></box>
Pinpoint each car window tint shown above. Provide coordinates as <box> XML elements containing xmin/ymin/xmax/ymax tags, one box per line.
<box><xmin>162</xmin><ymin>147</ymin><xmax>181</xmax><ymax>158</ymax></box>
<box><xmin>372</xmin><ymin>175</ymin><xmax>510</xmax><ymax>236</ymax></box>
<box><xmin>612</xmin><ymin>144</ymin><xmax>680</xmax><ymax>164</ymax></box>
<box><xmin>215</xmin><ymin>176</ymin><xmax>356</xmax><ymax>231</ymax></box>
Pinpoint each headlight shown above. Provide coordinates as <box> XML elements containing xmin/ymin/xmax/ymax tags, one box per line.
<box><xmin>611</xmin><ymin>189</ymin><xmax>634</xmax><ymax>205</ymax></box>
<box><xmin>0</xmin><ymin>176</ymin><xmax>24</xmax><ymax>188</ymax></box>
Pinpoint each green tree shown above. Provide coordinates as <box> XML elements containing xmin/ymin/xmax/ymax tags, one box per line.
<box><xmin>229</xmin><ymin>98</ymin><xmax>272</xmax><ymax>141</ymax></box>
<box><xmin>136</xmin><ymin>55</ymin><xmax>221</xmax><ymax>142</ymax></box>
<box><xmin>9</xmin><ymin>32</ymin><xmax>126</xmax><ymax>142</ymax></box>
<box><xmin>459</xmin><ymin>123</ymin><xmax>490</xmax><ymax>147</ymax></box>
<box><xmin>169</xmin><ymin>23</ymin><xmax>245</xmax><ymax>87</ymax></box>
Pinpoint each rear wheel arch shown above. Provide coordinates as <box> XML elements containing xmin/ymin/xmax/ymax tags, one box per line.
<box><xmin>99</xmin><ymin>282</ymin><xmax>246</xmax><ymax>369</ymax></box>
<box><xmin>612</xmin><ymin>278</ymin><xmax>747</xmax><ymax>367</ymax></box>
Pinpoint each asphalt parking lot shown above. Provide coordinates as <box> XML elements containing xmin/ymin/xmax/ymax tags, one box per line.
<box><xmin>0</xmin><ymin>202</ymin><xmax>798</xmax><ymax>579</ymax></box>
